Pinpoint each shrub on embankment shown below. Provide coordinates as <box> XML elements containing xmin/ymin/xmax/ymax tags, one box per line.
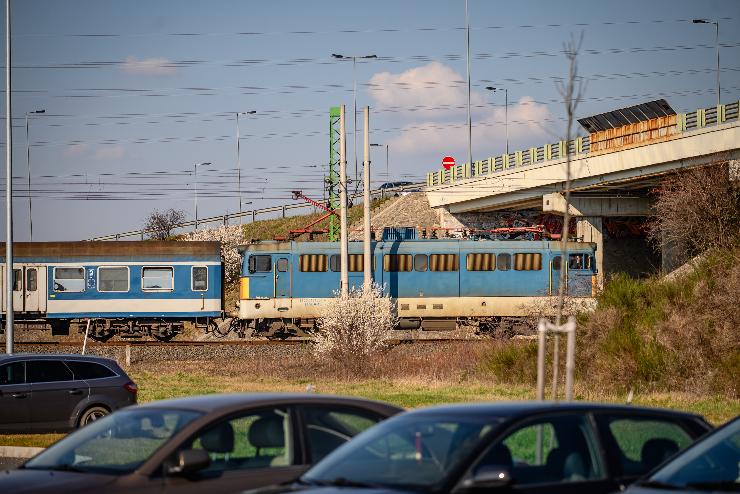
<box><xmin>483</xmin><ymin>247</ymin><xmax>740</xmax><ymax>398</ymax></box>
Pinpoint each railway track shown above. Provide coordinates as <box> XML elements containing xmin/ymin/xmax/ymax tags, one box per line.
<box><xmin>12</xmin><ymin>337</ymin><xmax>463</xmax><ymax>347</ymax></box>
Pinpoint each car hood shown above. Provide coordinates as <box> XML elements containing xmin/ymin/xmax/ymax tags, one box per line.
<box><xmin>247</xmin><ymin>484</ymin><xmax>409</xmax><ymax>494</ymax></box>
<box><xmin>0</xmin><ymin>468</ymin><xmax>117</xmax><ymax>494</ymax></box>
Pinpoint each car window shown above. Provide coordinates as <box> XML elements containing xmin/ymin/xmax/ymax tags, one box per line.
<box><xmin>187</xmin><ymin>407</ymin><xmax>292</xmax><ymax>472</ymax></box>
<box><xmin>24</xmin><ymin>408</ymin><xmax>202</xmax><ymax>474</ymax></box>
<box><xmin>597</xmin><ymin>415</ymin><xmax>694</xmax><ymax>477</ymax></box>
<box><xmin>65</xmin><ymin>361</ymin><xmax>117</xmax><ymax>380</ymax></box>
<box><xmin>476</xmin><ymin>414</ymin><xmax>603</xmax><ymax>486</ymax></box>
<box><xmin>27</xmin><ymin>360</ymin><xmax>74</xmax><ymax>383</ymax></box>
<box><xmin>302</xmin><ymin>406</ymin><xmax>384</xmax><ymax>462</ymax></box>
<box><xmin>0</xmin><ymin>361</ymin><xmax>25</xmax><ymax>385</ymax></box>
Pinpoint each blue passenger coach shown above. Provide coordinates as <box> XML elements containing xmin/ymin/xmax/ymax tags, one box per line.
<box><xmin>1</xmin><ymin>242</ymin><xmax>223</xmax><ymax>340</ymax></box>
<box><xmin>237</xmin><ymin>237</ymin><xmax>597</xmax><ymax>335</ymax></box>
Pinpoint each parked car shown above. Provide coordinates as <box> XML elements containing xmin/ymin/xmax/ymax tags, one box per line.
<box><xmin>256</xmin><ymin>402</ymin><xmax>712</xmax><ymax>494</ymax></box>
<box><xmin>2</xmin><ymin>393</ymin><xmax>402</xmax><ymax>494</ymax></box>
<box><xmin>0</xmin><ymin>353</ymin><xmax>137</xmax><ymax>433</ymax></box>
<box><xmin>625</xmin><ymin>416</ymin><xmax>739</xmax><ymax>493</ymax></box>
<box><xmin>378</xmin><ymin>181</ymin><xmax>413</xmax><ymax>190</ymax></box>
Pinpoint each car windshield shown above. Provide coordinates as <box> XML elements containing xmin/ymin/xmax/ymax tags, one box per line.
<box><xmin>646</xmin><ymin>418</ymin><xmax>740</xmax><ymax>490</ymax></box>
<box><xmin>24</xmin><ymin>408</ymin><xmax>202</xmax><ymax>475</ymax></box>
<box><xmin>302</xmin><ymin>414</ymin><xmax>500</xmax><ymax>491</ymax></box>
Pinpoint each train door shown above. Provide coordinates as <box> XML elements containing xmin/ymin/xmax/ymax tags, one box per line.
<box><xmin>567</xmin><ymin>253</ymin><xmax>594</xmax><ymax>296</ymax></box>
<box><xmin>274</xmin><ymin>256</ymin><xmax>291</xmax><ymax>309</ymax></box>
<box><xmin>7</xmin><ymin>265</ymin><xmax>46</xmax><ymax>313</ymax></box>
<box><xmin>550</xmin><ymin>255</ymin><xmax>563</xmax><ymax>295</ymax></box>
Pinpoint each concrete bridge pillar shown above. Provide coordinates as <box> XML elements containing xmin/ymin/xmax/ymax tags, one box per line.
<box><xmin>576</xmin><ymin>216</ymin><xmax>604</xmax><ymax>287</ymax></box>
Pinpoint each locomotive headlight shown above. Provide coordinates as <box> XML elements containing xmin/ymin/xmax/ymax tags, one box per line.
<box><xmin>240</xmin><ymin>277</ymin><xmax>250</xmax><ymax>299</ymax></box>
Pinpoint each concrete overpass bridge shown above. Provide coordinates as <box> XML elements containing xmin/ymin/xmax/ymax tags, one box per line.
<box><xmin>425</xmin><ymin>99</ymin><xmax>740</xmax><ymax>278</ymax></box>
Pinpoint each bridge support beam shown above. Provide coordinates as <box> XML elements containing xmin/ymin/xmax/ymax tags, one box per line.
<box><xmin>542</xmin><ymin>193</ymin><xmax>651</xmax><ymax>217</ymax></box>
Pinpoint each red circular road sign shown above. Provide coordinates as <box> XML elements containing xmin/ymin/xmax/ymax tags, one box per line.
<box><xmin>442</xmin><ymin>156</ymin><xmax>455</xmax><ymax>170</ymax></box>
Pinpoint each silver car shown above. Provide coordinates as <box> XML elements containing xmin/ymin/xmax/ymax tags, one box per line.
<box><xmin>0</xmin><ymin>353</ymin><xmax>137</xmax><ymax>432</ymax></box>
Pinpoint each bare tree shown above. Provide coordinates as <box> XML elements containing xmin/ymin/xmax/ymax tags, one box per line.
<box><xmin>647</xmin><ymin>162</ymin><xmax>740</xmax><ymax>264</ymax></box>
<box><xmin>143</xmin><ymin>208</ymin><xmax>186</xmax><ymax>240</ymax></box>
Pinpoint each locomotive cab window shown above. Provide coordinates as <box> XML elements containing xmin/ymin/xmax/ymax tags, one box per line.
<box><xmin>466</xmin><ymin>253</ymin><xmax>496</xmax><ymax>271</ymax></box>
<box><xmin>248</xmin><ymin>255</ymin><xmax>272</xmax><ymax>274</ymax></box>
<box><xmin>300</xmin><ymin>254</ymin><xmax>328</xmax><ymax>272</ymax></box>
<box><xmin>53</xmin><ymin>267</ymin><xmax>85</xmax><ymax>292</ymax></box>
<box><xmin>552</xmin><ymin>255</ymin><xmax>562</xmax><ymax>271</ymax></box>
<box><xmin>429</xmin><ymin>254</ymin><xmax>458</xmax><ymax>272</ymax></box>
<box><xmin>514</xmin><ymin>253</ymin><xmax>542</xmax><ymax>271</ymax></box>
<box><xmin>277</xmin><ymin>258</ymin><xmax>289</xmax><ymax>272</ymax></box>
<box><xmin>569</xmin><ymin>253</ymin><xmax>592</xmax><ymax>270</ymax></box>
<box><xmin>192</xmin><ymin>266</ymin><xmax>208</xmax><ymax>291</ymax></box>
<box><xmin>98</xmin><ymin>266</ymin><xmax>129</xmax><ymax>292</ymax></box>
<box><xmin>142</xmin><ymin>267</ymin><xmax>174</xmax><ymax>291</ymax></box>
<box><xmin>383</xmin><ymin>254</ymin><xmax>412</xmax><ymax>272</ymax></box>
<box><xmin>414</xmin><ymin>254</ymin><xmax>428</xmax><ymax>272</ymax></box>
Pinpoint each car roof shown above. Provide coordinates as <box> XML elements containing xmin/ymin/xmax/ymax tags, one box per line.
<box><xmin>136</xmin><ymin>393</ymin><xmax>404</xmax><ymax>414</ymax></box>
<box><xmin>401</xmin><ymin>401</ymin><xmax>704</xmax><ymax>420</ymax></box>
<box><xmin>0</xmin><ymin>353</ymin><xmax>120</xmax><ymax>365</ymax></box>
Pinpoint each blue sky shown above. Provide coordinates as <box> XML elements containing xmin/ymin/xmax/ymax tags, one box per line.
<box><xmin>2</xmin><ymin>0</ymin><xmax>739</xmax><ymax>240</ymax></box>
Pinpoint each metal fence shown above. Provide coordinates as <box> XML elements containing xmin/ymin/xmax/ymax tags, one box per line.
<box><xmin>89</xmin><ymin>183</ymin><xmax>424</xmax><ymax>241</ymax></box>
<box><xmin>427</xmin><ymin>99</ymin><xmax>740</xmax><ymax>187</ymax></box>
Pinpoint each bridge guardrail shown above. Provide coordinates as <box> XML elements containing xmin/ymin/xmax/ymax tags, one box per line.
<box><xmin>426</xmin><ymin>99</ymin><xmax>740</xmax><ymax>187</ymax></box>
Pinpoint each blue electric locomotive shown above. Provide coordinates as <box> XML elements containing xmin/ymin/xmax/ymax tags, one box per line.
<box><xmin>237</xmin><ymin>235</ymin><xmax>597</xmax><ymax>335</ymax></box>
<box><xmin>0</xmin><ymin>241</ymin><xmax>223</xmax><ymax>341</ymax></box>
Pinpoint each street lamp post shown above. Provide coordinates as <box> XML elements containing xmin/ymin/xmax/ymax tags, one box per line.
<box><xmin>25</xmin><ymin>109</ymin><xmax>45</xmax><ymax>242</ymax></box>
<box><xmin>193</xmin><ymin>161</ymin><xmax>212</xmax><ymax>230</ymax></box>
<box><xmin>485</xmin><ymin>87</ymin><xmax>508</xmax><ymax>156</ymax></box>
<box><xmin>693</xmin><ymin>19</ymin><xmax>720</xmax><ymax>107</ymax></box>
<box><xmin>370</xmin><ymin>143</ymin><xmax>389</xmax><ymax>182</ymax></box>
<box><xmin>331</xmin><ymin>53</ymin><xmax>376</xmax><ymax>186</ymax></box>
<box><xmin>235</xmin><ymin>110</ymin><xmax>256</xmax><ymax>223</ymax></box>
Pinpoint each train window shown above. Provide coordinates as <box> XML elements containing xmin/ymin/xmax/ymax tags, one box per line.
<box><xmin>248</xmin><ymin>255</ymin><xmax>272</xmax><ymax>273</ymax></box>
<box><xmin>430</xmin><ymin>254</ymin><xmax>459</xmax><ymax>272</ymax></box>
<box><xmin>383</xmin><ymin>254</ymin><xmax>412</xmax><ymax>272</ymax></box>
<box><xmin>466</xmin><ymin>253</ymin><xmax>496</xmax><ymax>271</ymax></box>
<box><xmin>53</xmin><ymin>267</ymin><xmax>85</xmax><ymax>292</ymax></box>
<box><xmin>552</xmin><ymin>255</ymin><xmax>562</xmax><ymax>271</ymax></box>
<box><xmin>192</xmin><ymin>266</ymin><xmax>208</xmax><ymax>291</ymax></box>
<box><xmin>299</xmin><ymin>254</ymin><xmax>328</xmax><ymax>272</ymax></box>
<box><xmin>98</xmin><ymin>267</ymin><xmax>129</xmax><ymax>292</ymax></box>
<box><xmin>414</xmin><ymin>254</ymin><xmax>428</xmax><ymax>272</ymax></box>
<box><xmin>277</xmin><ymin>259</ymin><xmax>289</xmax><ymax>272</ymax></box>
<box><xmin>142</xmin><ymin>267</ymin><xmax>174</xmax><ymax>290</ymax></box>
<box><xmin>330</xmin><ymin>254</ymin><xmax>370</xmax><ymax>272</ymax></box>
<box><xmin>514</xmin><ymin>253</ymin><xmax>542</xmax><ymax>271</ymax></box>
<box><xmin>569</xmin><ymin>254</ymin><xmax>592</xmax><ymax>270</ymax></box>
<box><xmin>12</xmin><ymin>269</ymin><xmax>22</xmax><ymax>291</ymax></box>
<box><xmin>497</xmin><ymin>253</ymin><xmax>511</xmax><ymax>271</ymax></box>
<box><xmin>26</xmin><ymin>269</ymin><xmax>37</xmax><ymax>292</ymax></box>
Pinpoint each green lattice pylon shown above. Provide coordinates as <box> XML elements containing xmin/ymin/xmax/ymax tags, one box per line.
<box><xmin>327</xmin><ymin>106</ymin><xmax>341</xmax><ymax>241</ymax></box>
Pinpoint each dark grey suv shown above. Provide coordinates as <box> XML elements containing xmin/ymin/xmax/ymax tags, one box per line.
<box><xmin>0</xmin><ymin>353</ymin><xmax>137</xmax><ymax>433</ymax></box>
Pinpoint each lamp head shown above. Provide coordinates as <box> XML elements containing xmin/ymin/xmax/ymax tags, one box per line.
<box><xmin>485</xmin><ymin>86</ymin><xmax>496</xmax><ymax>91</ymax></box>
<box><xmin>331</xmin><ymin>53</ymin><xmax>344</xmax><ymax>59</ymax></box>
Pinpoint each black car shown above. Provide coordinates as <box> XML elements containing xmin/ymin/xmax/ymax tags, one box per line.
<box><xmin>625</xmin><ymin>416</ymin><xmax>740</xmax><ymax>493</ymax></box>
<box><xmin>253</xmin><ymin>402</ymin><xmax>712</xmax><ymax>494</ymax></box>
<box><xmin>0</xmin><ymin>353</ymin><xmax>137</xmax><ymax>432</ymax></box>
<box><xmin>1</xmin><ymin>393</ymin><xmax>402</xmax><ymax>494</ymax></box>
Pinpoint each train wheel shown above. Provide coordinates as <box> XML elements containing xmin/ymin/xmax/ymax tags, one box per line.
<box><xmin>151</xmin><ymin>331</ymin><xmax>176</xmax><ymax>342</ymax></box>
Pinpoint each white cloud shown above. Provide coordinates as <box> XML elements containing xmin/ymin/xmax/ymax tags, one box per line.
<box><xmin>121</xmin><ymin>56</ymin><xmax>177</xmax><ymax>76</ymax></box>
<box><xmin>368</xmin><ymin>62</ymin><xmax>484</xmax><ymax>117</ymax></box>
<box><xmin>92</xmin><ymin>145</ymin><xmax>127</xmax><ymax>161</ymax></box>
<box><xmin>388</xmin><ymin>96</ymin><xmax>551</xmax><ymax>156</ymax></box>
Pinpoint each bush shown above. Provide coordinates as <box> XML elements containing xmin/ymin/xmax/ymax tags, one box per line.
<box><xmin>313</xmin><ymin>284</ymin><xmax>397</xmax><ymax>371</ymax></box>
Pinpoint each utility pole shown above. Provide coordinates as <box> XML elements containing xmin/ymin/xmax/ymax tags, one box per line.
<box><xmin>339</xmin><ymin>105</ymin><xmax>349</xmax><ymax>297</ymax></box>
<box><xmin>235</xmin><ymin>110</ymin><xmax>255</xmax><ymax>223</ymax></box>
<box><xmin>26</xmin><ymin>109</ymin><xmax>44</xmax><ymax>241</ymax></box>
<box><xmin>363</xmin><ymin>106</ymin><xmax>371</xmax><ymax>291</ymax></box>
<box><xmin>6</xmin><ymin>0</ymin><xmax>14</xmax><ymax>354</ymax></box>
<box><xmin>465</xmin><ymin>0</ymin><xmax>472</xmax><ymax>171</ymax></box>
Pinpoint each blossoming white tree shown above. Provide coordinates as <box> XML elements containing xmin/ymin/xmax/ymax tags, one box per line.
<box><xmin>185</xmin><ymin>225</ymin><xmax>245</xmax><ymax>283</ymax></box>
<box><xmin>313</xmin><ymin>283</ymin><xmax>397</xmax><ymax>367</ymax></box>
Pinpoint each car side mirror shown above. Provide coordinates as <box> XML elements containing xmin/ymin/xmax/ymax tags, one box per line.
<box><xmin>167</xmin><ymin>449</ymin><xmax>211</xmax><ymax>476</ymax></box>
<box><xmin>462</xmin><ymin>466</ymin><xmax>512</xmax><ymax>489</ymax></box>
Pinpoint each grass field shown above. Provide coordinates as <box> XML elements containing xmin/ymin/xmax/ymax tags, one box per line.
<box><xmin>2</xmin><ymin>355</ymin><xmax>738</xmax><ymax>449</ymax></box>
